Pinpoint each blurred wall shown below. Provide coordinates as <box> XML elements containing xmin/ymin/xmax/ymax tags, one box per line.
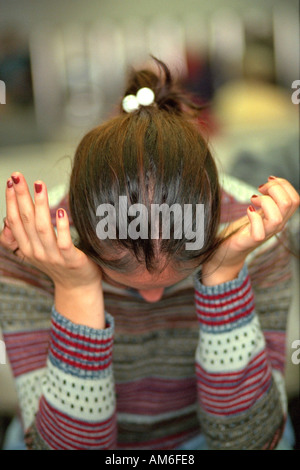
<box><xmin>0</xmin><ymin>0</ymin><xmax>298</xmax><ymax>144</ymax></box>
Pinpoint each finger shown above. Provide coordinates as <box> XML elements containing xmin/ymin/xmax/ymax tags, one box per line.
<box><xmin>34</xmin><ymin>181</ymin><xmax>60</xmax><ymax>257</ymax></box>
<box><xmin>250</xmin><ymin>194</ymin><xmax>284</xmax><ymax>235</ymax></box>
<box><xmin>2</xmin><ymin>213</ymin><xmax>17</xmax><ymax>244</ymax></box>
<box><xmin>10</xmin><ymin>173</ymin><xmax>43</xmax><ymax>251</ymax></box>
<box><xmin>56</xmin><ymin>208</ymin><xmax>79</xmax><ymax>264</ymax></box>
<box><xmin>258</xmin><ymin>177</ymin><xmax>300</xmax><ymax>218</ymax></box>
<box><xmin>247</xmin><ymin>206</ymin><xmax>265</xmax><ymax>242</ymax></box>
<box><xmin>253</xmin><ymin>183</ymin><xmax>292</xmax><ymax>222</ymax></box>
<box><xmin>0</xmin><ymin>218</ymin><xmax>18</xmax><ymax>251</ymax></box>
<box><xmin>6</xmin><ymin>175</ymin><xmax>31</xmax><ymax>254</ymax></box>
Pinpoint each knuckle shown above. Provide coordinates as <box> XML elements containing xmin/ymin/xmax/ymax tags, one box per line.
<box><xmin>253</xmin><ymin>233</ymin><xmax>265</xmax><ymax>242</ymax></box>
<box><xmin>32</xmin><ymin>248</ymin><xmax>45</xmax><ymax>262</ymax></box>
<box><xmin>57</xmin><ymin>239</ymin><xmax>72</xmax><ymax>251</ymax></box>
<box><xmin>35</xmin><ymin>223</ymin><xmax>48</xmax><ymax>236</ymax></box>
<box><xmin>21</xmin><ymin>246</ymin><xmax>32</xmax><ymax>259</ymax></box>
<box><xmin>280</xmin><ymin>198</ymin><xmax>292</xmax><ymax>211</ymax></box>
<box><xmin>6</xmin><ymin>215</ymin><xmax>17</xmax><ymax>228</ymax></box>
<box><xmin>293</xmin><ymin>195</ymin><xmax>300</xmax><ymax>207</ymax></box>
<box><xmin>59</xmin><ymin>243</ymin><xmax>72</xmax><ymax>252</ymax></box>
<box><xmin>272</xmin><ymin>214</ymin><xmax>283</xmax><ymax>226</ymax></box>
<box><xmin>20</xmin><ymin>212</ymin><xmax>32</xmax><ymax>224</ymax></box>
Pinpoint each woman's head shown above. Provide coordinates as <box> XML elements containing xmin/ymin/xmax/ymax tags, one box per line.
<box><xmin>69</xmin><ymin>58</ymin><xmax>221</xmax><ymax>297</ymax></box>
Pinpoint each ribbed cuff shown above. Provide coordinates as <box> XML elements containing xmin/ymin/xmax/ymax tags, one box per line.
<box><xmin>194</xmin><ymin>265</ymin><xmax>255</xmax><ymax>333</ymax></box>
<box><xmin>49</xmin><ymin>306</ymin><xmax>114</xmax><ymax>378</ymax></box>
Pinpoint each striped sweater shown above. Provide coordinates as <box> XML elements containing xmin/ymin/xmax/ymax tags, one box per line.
<box><xmin>0</xmin><ymin>175</ymin><xmax>292</xmax><ymax>450</ymax></box>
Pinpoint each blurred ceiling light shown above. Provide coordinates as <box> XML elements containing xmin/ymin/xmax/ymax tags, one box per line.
<box><xmin>210</xmin><ymin>9</ymin><xmax>245</xmax><ymax>77</ymax></box>
<box><xmin>147</xmin><ymin>17</ymin><xmax>187</xmax><ymax>79</ymax></box>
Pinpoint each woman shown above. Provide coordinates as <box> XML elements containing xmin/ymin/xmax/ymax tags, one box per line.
<box><xmin>0</xmin><ymin>58</ymin><xmax>299</xmax><ymax>450</ymax></box>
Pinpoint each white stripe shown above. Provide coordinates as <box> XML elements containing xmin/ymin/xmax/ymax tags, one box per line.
<box><xmin>42</xmin><ymin>359</ymin><xmax>115</xmax><ymax>422</ymax></box>
<box><xmin>196</xmin><ymin>315</ymin><xmax>266</xmax><ymax>372</ymax></box>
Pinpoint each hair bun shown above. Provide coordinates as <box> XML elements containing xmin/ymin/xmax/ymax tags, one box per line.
<box><xmin>122</xmin><ymin>56</ymin><xmax>206</xmax><ymax>117</ymax></box>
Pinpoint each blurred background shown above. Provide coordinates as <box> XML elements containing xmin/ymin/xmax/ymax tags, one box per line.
<box><xmin>0</xmin><ymin>0</ymin><xmax>299</xmax><ymax>448</ymax></box>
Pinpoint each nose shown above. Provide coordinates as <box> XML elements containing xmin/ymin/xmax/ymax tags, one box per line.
<box><xmin>138</xmin><ymin>288</ymin><xmax>164</xmax><ymax>303</ymax></box>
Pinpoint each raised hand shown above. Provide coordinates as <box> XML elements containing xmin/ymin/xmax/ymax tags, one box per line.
<box><xmin>202</xmin><ymin>176</ymin><xmax>300</xmax><ymax>285</ymax></box>
<box><xmin>1</xmin><ymin>173</ymin><xmax>105</xmax><ymax>328</ymax></box>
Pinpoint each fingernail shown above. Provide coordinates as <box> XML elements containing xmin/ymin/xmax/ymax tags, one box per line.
<box><xmin>7</xmin><ymin>179</ymin><xmax>13</xmax><ymax>188</ymax></box>
<box><xmin>268</xmin><ymin>176</ymin><xmax>276</xmax><ymax>180</ymax></box>
<box><xmin>251</xmin><ymin>194</ymin><xmax>258</xmax><ymax>198</ymax></box>
<box><xmin>58</xmin><ymin>209</ymin><xmax>64</xmax><ymax>218</ymax></box>
<box><xmin>258</xmin><ymin>184</ymin><xmax>265</xmax><ymax>189</ymax></box>
<box><xmin>248</xmin><ymin>205</ymin><xmax>255</xmax><ymax>212</ymax></box>
<box><xmin>34</xmin><ymin>183</ymin><xmax>43</xmax><ymax>193</ymax></box>
<box><xmin>11</xmin><ymin>175</ymin><xmax>20</xmax><ymax>184</ymax></box>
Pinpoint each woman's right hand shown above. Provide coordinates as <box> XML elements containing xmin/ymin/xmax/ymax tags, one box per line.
<box><xmin>0</xmin><ymin>173</ymin><xmax>105</xmax><ymax>328</ymax></box>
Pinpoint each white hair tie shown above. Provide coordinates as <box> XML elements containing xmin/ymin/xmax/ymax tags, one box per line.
<box><xmin>122</xmin><ymin>87</ymin><xmax>155</xmax><ymax>113</ymax></box>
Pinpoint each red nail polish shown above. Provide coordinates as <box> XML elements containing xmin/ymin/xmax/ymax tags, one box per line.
<box><xmin>268</xmin><ymin>176</ymin><xmax>276</xmax><ymax>180</ymax></box>
<box><xmin>251</xmin><ymin>194</ymin><xmax>258</xmax><ymax>198</ymax></box>
<box><xmin>248</xmin><ymin>205</ymin><xmax>255</xmax><ymax>212</ymax></box>
<box><xmin>11</xmin><ymin>175</ymin><xmax>20</xmax><ymax>184</ymax></box>
<box><xmin>258</xmin><ymin>184</ymin><xmax>264</xmax><ymax>189</ymax></box>
<box><xmin>35</xmin><ymin>183</ymin><xmax>43</xmax><ymax>193</ymax></box>
<box><xmin>58</xmin><ymin>209</ymin><xmax>64</xmax><ymax>218</ymax></box>
<box><xmin>7</xmin><ymin>180</ymin><xmax>13</xmax><ymax>188</ymax></box>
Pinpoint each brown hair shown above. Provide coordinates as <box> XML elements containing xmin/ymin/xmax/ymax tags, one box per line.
<box><xmin>69</xmin><ymin>58</ymin><xmax>222</xmax><ymax>273</ymax></box>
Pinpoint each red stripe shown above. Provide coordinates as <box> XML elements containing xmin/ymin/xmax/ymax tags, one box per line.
<box><xmin>195</xmin><ymin>283</ymin><xmax>252</xmax><ymax>309</ymax></box>
<box><xmin>198</xmin><ymin>373</ymin><xmax>270</xmax><ymax>405</ymax></box>
<box><xmin>196</xmin><ymin>292</ymin><xmax>254</xmax><ymax>317</ymax></box>
<box><xmin>199</xmin><ymin>384</ymin><xmax>270</xmax><ymax>416</ymax></box>
<box><xmin>200</xmin><ymin>384</ymin><xmax>269</xmax><ymax>413</ymax></box>
<box><xmin>7</xmin><ymin>341</ymin><xmax>47</xmax><ymax>352</ymax></box>
<box><xmin>41</xmin><ymin>397</ymin><xmax>114</xmax><ymax>428</ymax></box>
<box><xmin>51</xmin><ymin>317</ymin><xmax>113</xmax><ymax>345</ymax></box>
<box><xmin>195</xmin><ymin>275</ymin><xmax>250</xmax><ymax>301</ymax></box>
<box><xmin>197</xmin><ymin>368</ymin><xmax>270</xmax><ymax>401</ymax></box>
<box><xmin>40</xmin><ymin>403</ymin><xmax>115</xmax><ymax>446</ymax></box>
<box><xmin>37</xmin><ymin>398</ymin><xmax>116</xmax><ymax>449</ymax></box>
<box><xmin>51</xmin><ymin>327</ymin><xmax>112</xmax><ymax>354</ymax></box>
<box><xmin>196</xmin><ymin>350</ymin><xmax>267</xmax><ymax>380</ymax></box>
<box><xmin>38</xmin><ymin>413</ymin><xmax>114</xmax><ymax>449</ymax></box>
<box><xmin>4</xmin><ymin>329</ymin><xmax>49</xmax><ymax>339</ymax></box>
<box><xmin>196</xmin><ymin>303</ymin><xmax>254</xmax><ymax>326</ymax></box>
<box><xmin>11</xmin><ymin>359</ymin><xmax>47</xmax><ymax>377</ymax></box>
<box><xmin>50</xmin><ymin>334</ymin><xmax>112</xmax><ymax>363</ymax></box>
<box><xmin>50</xmin><ymin>346</ymin><xmax>112</xmax><ymax>371</ymax></box>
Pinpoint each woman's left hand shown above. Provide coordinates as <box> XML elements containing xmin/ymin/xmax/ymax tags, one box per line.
<box><xmin>202</xmin><ymin>176</ymin><xmax>300</xmax><ymax>285</ymax></box>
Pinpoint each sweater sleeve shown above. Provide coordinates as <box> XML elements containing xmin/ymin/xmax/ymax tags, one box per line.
<box><xmin>194</xmin><ymin>264</ymin><xmax>287</xmax><ymax>450</ymax></box>
<box><xmin>24</xmin><ymin>307</ymin><xmax>117</xmax><ymax>450</ymax></box>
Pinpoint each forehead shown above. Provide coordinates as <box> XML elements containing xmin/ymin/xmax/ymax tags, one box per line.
<box><xmin>102</xmin><ymin>262</ymin><xmax>195</xmax><ymax>290</ymax></box>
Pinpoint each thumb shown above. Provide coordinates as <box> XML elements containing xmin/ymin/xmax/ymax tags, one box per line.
<box><xmin>0</xmin><ymin>218</ymin><xmax>18</xmax><ymax>251</ymax></box>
